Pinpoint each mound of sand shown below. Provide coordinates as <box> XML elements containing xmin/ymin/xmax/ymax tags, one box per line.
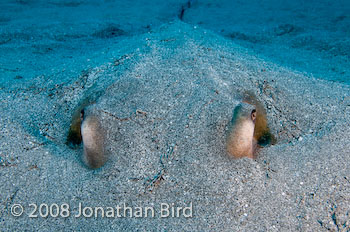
<box><xmin>1</xmin><ymin>21</ymin><xmax>350</xmax><ymax>231</ymax></box>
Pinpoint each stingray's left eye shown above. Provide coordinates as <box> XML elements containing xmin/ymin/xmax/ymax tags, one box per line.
<box><xmin>80</xmin><ymin>108</ymin><xmax>85</xmax><ymax>121</ymax></box>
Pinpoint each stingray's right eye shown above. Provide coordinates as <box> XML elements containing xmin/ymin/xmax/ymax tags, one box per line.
<box><xmin>251</xmin><ymin>109</ymin><xmax>257</xmax><ymax>121</ymax></box>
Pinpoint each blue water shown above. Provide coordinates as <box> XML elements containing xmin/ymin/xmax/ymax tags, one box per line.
<box><xmin>0</xmin><ymin>0</ymin><xmax>349</xmax><ymax>84</ymax></box>
<box><xmin>183</xmin><ymin>0</ymin><xmax>350</xmax><ymax>84</ymax></box>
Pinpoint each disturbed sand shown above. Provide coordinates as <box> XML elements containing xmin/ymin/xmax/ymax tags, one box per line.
<box><xmin>1</xmin><ymin>21</ymin><xmax>350</xmax><ymax>231</ymax></box>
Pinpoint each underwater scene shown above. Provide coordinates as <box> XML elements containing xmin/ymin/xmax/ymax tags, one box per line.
<box><xmin>1</xmin><ymin>0</ymin><xmax>350</xmax><ymax>231</ymax></box>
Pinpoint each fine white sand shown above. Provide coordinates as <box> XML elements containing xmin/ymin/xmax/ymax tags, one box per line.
<box><xmin>1</xmin><ymin>21</ymin><xmax>350</xmax><ymax>231</ymax></box>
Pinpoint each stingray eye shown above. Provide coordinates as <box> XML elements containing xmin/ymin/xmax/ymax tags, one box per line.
<box><xmin>80</xmin><ymin>109</ymin><xmax>85</xmax><ymax>121</ymax></box>
<box><xmin>251</xmin><ymin>109</ymin><xmax>257</xmax><ymax>121</ymax></box>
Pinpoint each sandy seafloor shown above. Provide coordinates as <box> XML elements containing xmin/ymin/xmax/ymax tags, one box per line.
<box><xmin>1</xmin><ymin>1</ymin><xmax>350</xmax><ymax>231</ymax></box>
